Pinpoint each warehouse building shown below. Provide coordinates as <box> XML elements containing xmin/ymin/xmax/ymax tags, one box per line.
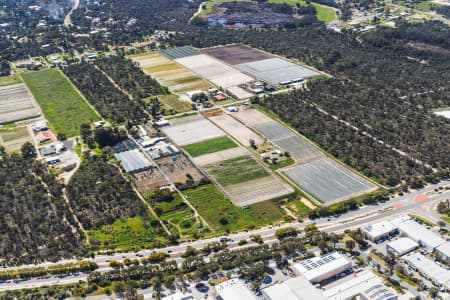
<box><xmin>324</xmin><ymin>270</ymin><xmax>398</xmax><ymax>300</ymax></box>
<box><xmin>435</xmin><ymin>242</ymin><xmax>450</xmax><ymax>261</ymax></box>
<box><xmin>294</xmin><ymin>252</ymin><xmax>352</xmax><ymax>283</ymax></box>
<box><xmin>404</xmin><ymin>253</ymin><xmax>450</xmax><ymax>290</ymax></box>
<box><xmin>114</xmin><ymin>149</ymin><xmax>153</xmax><ymax>173</ymax></box>
<box><xmin>215</xmin><ymin>279</ymin><xmax>258</xmax><ymax>300</ymax></box>
<box><xmin>161</xmin><ymin>292</ymin><xmax>194</xmax><ymax>300</ymax></box>
<box><xmin>361</xmin><ymin>220</ymin><xmax>397</xmax><ymax>242</ymax></box>
<box><xmin>386</xmin><ymin>238</ymin><xmax>419</xmax><ymax>257</ymax></box>
<box><xmin>262</xmin><ymin>276</ymin><xmax>325</xmax><ymax>300</ymax></box>
<box><xmin>390</xmin><ymin>215</ymin><xmax>446</xmax><ymax>250</ymax></box>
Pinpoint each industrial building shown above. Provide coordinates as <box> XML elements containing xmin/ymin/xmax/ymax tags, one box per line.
<box><xmin>361</xmin><ymin>220</ymin><xmax>397</xmax><ymax>242</ymax></box>
<box><xmin>114</xmin><ymin>149</ymin><xmax>153</xmax><ymax>173</ymax></box>
<box><xmin>404</xmin><ymin>253</ymin><xmax>450</xmax><ymax>290</ymax></box>
<box><xmin>294</xmin><ymin>252</ymin><xmax>352</xmax><ymax>283</ymax></box>
<box><xmin>390</xmin><ymin>215</ymin><xmax>446</xmax><ymax>250</ymax></box>
<box><xmin>161</xmin><ymin>292</ymin><xmax>194</xmax><ymax>300</ymax></box>
<box><xmin>215</xmin><ymin>279</ymin><xmax>258</xmax><ymax>300</ymax></box>
<box><xmin>324</xmin><ymin>270</ymin><xmax>397</xmax><ymax>300</ymax></box>
<box><xmin>435</xmin><ymin>242</ymin><xmax>450</xmax><ymax>261</ymax></box>
<box><xmin>262</xmin><ymin>276</ymin><xmax>325</xmax><ymax>300</ymax></box>
<box><xmin>386</xmin><ymin>238</ymin><xmax>419</xmax><ymax>257</ymax></box>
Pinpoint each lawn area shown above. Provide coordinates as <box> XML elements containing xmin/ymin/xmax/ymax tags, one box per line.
<box><xmin>205</xmin><ymin>155</ymin><xmax>269</xmax><ymax>186</ymax></box>
<box><xmin>183</xmin><ymin>184</ymin><xmax>285</xmax><ymax>232</ymax></box>
<box><xmin>413</xmin><ymin>0</ymin><xmax>441</xmax><ymax>11</ymax></box>
<box><xmin>158</xmin><ymin>94</ymin><xmax>192</xmax><ymax>113</ymax></box>
<box><xmin>198</xmin><ymin>0</ymin><xmax>252</xmax><ymax>16</ymax></box>
<box><xmin>184</xmin><ymin>137</ymin><xmax>238</xmax><ymax>157</ymax></box>
<box><xmin>285</xmin><ymin>198</ymin><xmax>310</xmax><ymax>216</ymax></box>
<box><xmin>408</xmin><ymin>214</ymin><xmax>437</xmax><ymax>227</ymax></box>
<box><xmin>442</xmin><ymin>216</ymin><xmax>450</xmax><ymax>224</ymax></box>
<box><xmin>312</xmin><ymin>3</ymin><xmax>337</xmax><ymax>23</ymax></box>
<box><xmin>0</xmin><ymin>127</ymin><xmax>28</xmax><ymax>143</ymax></box>
<box><xmin>21</xmin><ymin>69</ymin><xmax>99</xmax><ymax>137</ymax></box>
<box><xmin>88</xmin><ymin>216</ymin><xmax>167</xmax><ymax>251</ymax></box>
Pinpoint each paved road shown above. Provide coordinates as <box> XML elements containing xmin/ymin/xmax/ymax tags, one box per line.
<box><xmin>0</xmin><ymin>181</ymin><xmax>448</xmax><ymax>291</ymax></box>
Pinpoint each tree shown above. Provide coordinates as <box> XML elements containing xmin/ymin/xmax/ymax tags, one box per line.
<box><xmin>21</xmin><ymin>142</ymin><xmax>36</xmax><ymax>160</ymax></box>
<box><xmin>428</xmin><ymin>287</ymin><xmax>439</xmax><ymax>299</ymax></box>
<box><xmin>345</xmin><ymin>240</ymin><xmax>355</xmax><ymax>251</ymax></box>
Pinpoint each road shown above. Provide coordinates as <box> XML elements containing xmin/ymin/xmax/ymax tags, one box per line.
<box><xmin>63</xmin><ymin>0</ymin><xmax>80</xmax><ymax>26</ymax></box>
<box><xmin>0</xmin><ymin>180</ymin><xmax>448</xmax><ymax>292</ymax></box>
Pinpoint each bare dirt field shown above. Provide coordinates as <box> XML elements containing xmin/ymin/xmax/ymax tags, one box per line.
<box><xmin>225</xmin><ymin>175</ymin><xmax>294</xmax><ymax>207</ymax></box>
<box><xmin>202</xmin><ymin>44</ymin><xmax>273</xmax><ymax>65</ymax></box>
<box><xmin>0</xmin><ymin>126</ymin><xmax>33</xmax><ymax>152</ymax></box>
<box><xmin>130</xmin><ymin>52</ymin><xmax>211</xmax><ymax>93</ymax></box>
<box><xmin>158</xmin><ymin>155</ymin><xmax>203</xmax><ymax>184</ymax></box>
<box><xmin>227</xmin><ymin>86</ymin><xmax>253</xmax><ymax>100</ymax></box>
<box><xmin>162</xmin><ymin>115</ymin><xmax>225</xmax><ymax>146</ymax></box>
<box><xmin>132</xmin><ymin>168</ymin><xmax>169</xmax><ymax>194</ymax></box>
<box><xmin>192</xmin><ymin>147</ymin><xmax>247</xmax><ymax>166</ymax></box>
<box><xmin>210</xmin><ymin>114</ymin><xmax>263</xmax><ymax>146</ymax></box>
<box><xmin>175</xmin><ymin>54</ymin><xmax>253</xmax><ymax>88</ymax></box>
<box><xmin>233</xmin><ymin>108</ymin><xmax>277</xmax><ymax>126</ymax></box>
<box><xmin>0</xmin><ymin>83</ymin><xmax>40</xmax><ymax>124</ymax></box>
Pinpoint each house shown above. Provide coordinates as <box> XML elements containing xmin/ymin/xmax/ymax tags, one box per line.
<box><xmin>214</xmin><ymin>93</ymin><xmax>227</xmax><ymax>101</ymax></box>
<box><xmin>31</xmin><ymin>120</ymin><xmax>48</xmax><ymax>132</ymax></box>
<box><xmin>36</xmin><ymin>130</ymin><xmax>53</xmax><ymax>144</ymax></box>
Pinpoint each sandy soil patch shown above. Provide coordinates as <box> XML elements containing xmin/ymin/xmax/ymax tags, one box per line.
<box><xmin>210</xmin><ymin>114</ymin><xmax>263</xmax><ymax>146</ymax></box>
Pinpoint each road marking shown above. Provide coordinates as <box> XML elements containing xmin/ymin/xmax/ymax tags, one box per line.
<box><xmin>393</xmin><ymin>203</ymin><xmax>403</xmax><ymax>209</ymax></box>
<box><xmin>414</xmin><ymin>194</ymin><xmax>428</xmax><ymax>202</ymax></box>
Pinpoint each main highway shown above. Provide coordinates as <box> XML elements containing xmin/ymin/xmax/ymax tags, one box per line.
<box><xmin>0</xmin><ymin>180</ymin><xmax>448</xmax><ymax>292</ymax></box>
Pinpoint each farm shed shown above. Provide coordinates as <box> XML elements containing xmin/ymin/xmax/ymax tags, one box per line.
<box><xmin>114</xmin><ymin>149</ymin><xmax>154</xmax><ymax>173</ymax></box>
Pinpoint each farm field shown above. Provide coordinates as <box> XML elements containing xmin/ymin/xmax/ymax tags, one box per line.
<box><xmin>130</xmin><ymin>52</ymin><xmax>211</xmax><ymax>93</ymax></box>
<box><xmin>160</xmin><ymin>46</ymin><xmax>199</xmax><ymax>60</ymax></box>
<box><xmin>183</xmin><ymin>184</ymin><xmax>285</xmax><ymax>232</ymax></box>
<box><xmin>158</xmin><ymin>94</ymin><xmax>192</xmax><ymax>113</ymax></box>
<box><xmin>192</xmin><ymin>147</ymin><xmax>247</xmax><ymax>166</ymax></box>
<box><xmin>88</xmin><ymin>216</ymin><xmax>168</xmax><ymax>251</ymax></box>
<box><xmin>233</xmin><ymin>108</ymin><xmax>322</xmax><ymax>163</ymax></box>
<box><xmin>0</xmin><ymin>126</ymin><xmax>32</xmax><ymax>152</ymax></box>
<box><xmin>209</xmin><ymin>113</ymin><xmax>263</xmax><ymax>146</ymax></box>
<box><xmin>236</xmin><ymin>58</ymin><xmax>320</xmax><ymax>85</ymax></box>
<box><xmin>183</xmin><ymin>136</ymin><xmax>237</xmax><ymax>157</ymax></box>
<box><xmin>204</xmin><ymin>155</ymin><xmax>294</xmax><ymax>206</ymax></box>
<box><xmin>132</xmin><ymin>169</ymin><xmax>169</xmax><ymax>196</ymax></box>
<box><xmin>0</xmin><ymin>83</ymin><xmax>41</xmax><ymax>124</ymax></box>
<box><xmin>282</xmin><ymin>158</ymin><xmax>376</xmax><ymax>204</ymax></box>
<box><xmin>161</xmin><ymin>115</ymin><xmax>225</xmax><ymax>146</ymax></box>
<box><xmin>202</xmin><ymin>44</ymin><xmax>272</xmax><ymax>65</ymax></box>
<box><xmin>157</xmin><ymin>155</ymin><xmax>204</xmax><ymax>184</ymax></box>
<box><xmin>175</xmin><ymin>54</ymin><xmax>253</xmax><ymax>89</ymax></box>
<box><xmin>21</xmin><ymin>69</ymin><xmax>99</xmax><ymax>137</ymax></box>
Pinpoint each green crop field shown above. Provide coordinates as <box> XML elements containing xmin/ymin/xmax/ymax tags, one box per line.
<box><xmin>183</xmin><ymin>184</ymin><xmax>284</xmax><ymax>232</ymax></box>
<box><xmin>184</xmin><ymin>137</ymin><xmax>237</xmax><ymax>157</ymax></box>
<box><xmin>205</xmin><ymin>155</ymin><xmax>269</xmax><ymax>186</ymax></box>
<box><xmin>88</xmin><ymin>216</ymin><xmax>167</xmax><ymax>251</ymax></box>
<box><xmin>0</xmin><ymin>127</ymin><xmax>28</xmax><ymax>143</ymax></box>
<box><xmin>312</xmin><ymin>3</ymin><xmax>337</xmax><ymax>23</ymax></box>
<box><xmin>21</xmin><ymin>69</ymin><xmax>99</xmax><ymax>137</ymax></box>
<box><xmin>0</xmin><ymin>75</ymin><xmax>21</xmax><ymax>86</ymax></box>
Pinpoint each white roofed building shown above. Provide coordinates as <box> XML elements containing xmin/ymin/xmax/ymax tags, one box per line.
<box><xmin>404</xmin><ymin>252</ymin><xmax>450</xmax><ymax>290</ymax></box>
<box><xmin>361</xmin><ymin>220</ymin><xmax>397</xmax><ymax>242</ymax></box>
<box><xmin>215</xmin><ymin>278</ymin><xmax>258</xmax><ymax>300</ymax></box>
<box><xmin>390</xmin><ymin>215</ymin><xmax>446</xmax><ymax>250</ymax></box>
<box><xmin>294</xmin><ymin>252</ymin><xmax>352</xmax><ymax>283</ymax></box>
<box><xmin>435</xmin><ymin>242</ymin><xmax>450</xmax><ymax>261</ymax></box>
<box><xmin>262</xmin><ymin>276</ymin><xmax>325</xmax><ymax>300</ymax></box>
<box><xmin>324</xmin><ymin>270</ymin><xmax>397</xmax><ymax>300</ymax></box>
<box><xmin>386</xmin><ymin>238</ymin><xmax>419</xmax><ymax>257</ymax></box>
<box><xmin>161</xmin><ymin>292</ymin><xmax>194</xmax><ymax>300</ymax></box>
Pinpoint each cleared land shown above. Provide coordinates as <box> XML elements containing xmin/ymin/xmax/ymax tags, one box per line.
<box><xmin>234</xmin><ymin>108</ymin><xmax>275</xmax><ymax>126</ymax></box>
<box><xmin>192</xmin><ymin>147</ymin><xmax>247</xmax><ymax>166</ymax></box>
<box><xmin>237</xmin><ymin>58</ymin><xmax>320</xmax><ymax>85</ymax></box>
<box><xmin>203</xmin><ymin>44</ymin><xmax>273</xmax><ymax>65</ymax></box>
<box><xmin>226</xmin><ymin>86</ymin><xmax>254</xmax><ymax>100</ymax></box>
<box><xmin>283</xmin><ymin>158</ymin><xmax>376</xmax><ymax>203</ymax></box>
<box><xmin>132</xmin><ymin>169</ymin><xmax>169</xmax><ymax>195</ymax></box>
<box><xmin>183</xmin><ymin>136</ymin><xmax>237</xmax><ymax>157</ymax></box>
<box><xmin>130</xmin><ymin>52</ymin><xmax>211</xmax><ymax>93</ymax></box>
<box><xmin>205</xmin><ymin>155</ymin><xmax>293</xmax><ymax>206</ymax></box>
<box><xmin>0</xmin><ymin>83</ymin><xmax>40</xmax><ymax>124</ymax></box>
<box><xmin>21</xmin><ymin>69</ymin><xmax>99</xmax><ymax>137</ymax></box>
<box><xmin>183</xmin><ymin>184</ymin><xmax>285</xmax><ymax>232</ymax></box>
<box><xmin>209</xmin><ymin>114</ymin><xmax>264</xmax><ymax>146</ymax></box>
<box><xmin>157</xmin><ymin>155</ymin><xmax>204</xmax><ymax>184</ymax></box>
<box><xmin>158</xmin><ymin>94</ymin><xmax>192</xmax><ymax>113</ymax></box>
<box><xmin>175</xmin><ymin>54</ymin><xmax>253</xmax><ymax>88</ymax></box>
<box><xmin>161</xmin><ymin>115</ymin><xmax>226</xmax><ymax>146</ymax></box>
<box><xmin>0</xmin><ymin>126</ymin><xmax>32</xmax><ymax>152</ymax></box>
